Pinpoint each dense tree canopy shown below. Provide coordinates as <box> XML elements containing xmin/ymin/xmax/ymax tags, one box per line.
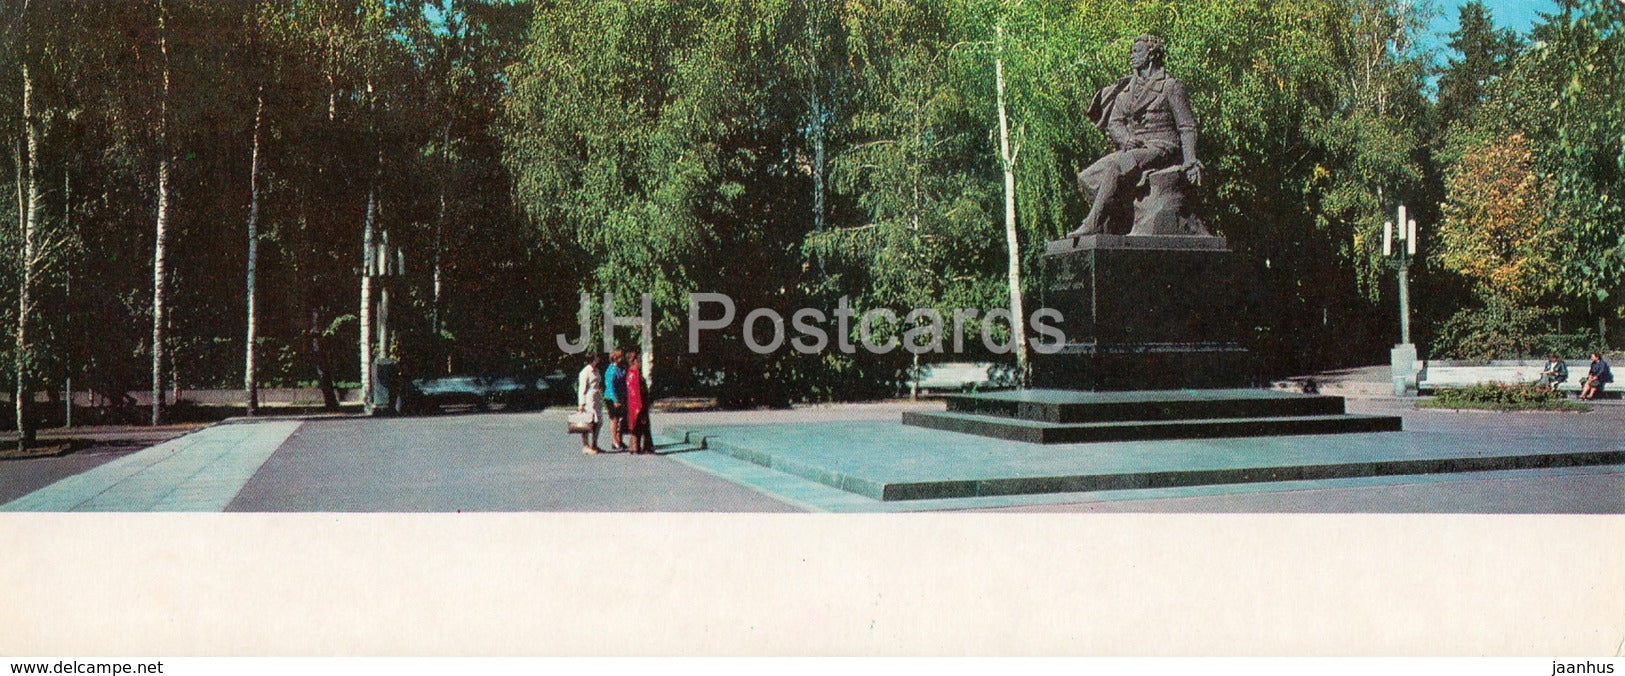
<box><xmin>1431</xmin><ymin>0</ymin><xmax>1625</xmax><ymax>355</ymax></box>
<box><xmin>0</xmin><ymin>0</ymin><xmax>1618</xmax><ymax>426</ymax></box>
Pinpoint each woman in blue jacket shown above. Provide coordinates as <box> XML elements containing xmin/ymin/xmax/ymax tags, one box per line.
<box><xmin>1579</xmin><ymin>352</ymin><xmax>1613</xmax><ymax>400</ymax></box>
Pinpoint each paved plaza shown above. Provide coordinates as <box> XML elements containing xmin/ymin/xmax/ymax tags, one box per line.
<box><xmin>1</xmin><ymin>393</ymin><xmax>1620</xmax><ymax>513</ymax></box>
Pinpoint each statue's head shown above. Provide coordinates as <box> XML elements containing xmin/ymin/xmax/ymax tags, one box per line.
<box><xmin>1130</xmin><ymin>34</ymin><xmax>1166</xmax><ymax>70</ymax></box>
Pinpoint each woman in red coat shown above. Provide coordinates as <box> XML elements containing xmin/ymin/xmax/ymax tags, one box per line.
<box><xmin>624</xmin><ymin>350</ymin><xmax>650</xmax><ymax>454</ymax></box>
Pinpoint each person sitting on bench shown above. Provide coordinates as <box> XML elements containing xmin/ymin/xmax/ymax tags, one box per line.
<box><xmin>1579</xmin><ymin>352</ymin><xmax>1613</xmax><ymax>400</ymax></box>
<box><xmin>1536</xmin><ymin>354</ymin><xmax>1568</xmax><ymax>390</ymax></box>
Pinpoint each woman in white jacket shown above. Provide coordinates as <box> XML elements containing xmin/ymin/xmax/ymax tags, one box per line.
<box><xmin>576</xmin><ymin>352</ymin><xmax>605</xmax><ymax>454</ymax></box>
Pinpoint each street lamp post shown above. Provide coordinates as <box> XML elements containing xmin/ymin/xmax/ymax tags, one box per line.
<box><xmin>1385</xmin><ymin>204</ymin><xmax>1419</xmax><ymax>396</ymax></box>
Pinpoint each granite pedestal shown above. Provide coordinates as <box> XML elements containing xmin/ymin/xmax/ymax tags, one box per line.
<box><xmin>1033</xmin><ymin>233</ymin><xmax>1253</xmax><ymax>390</ymax></box>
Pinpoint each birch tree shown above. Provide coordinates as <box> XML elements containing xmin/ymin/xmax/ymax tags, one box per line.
<box><xmin>244</xmin><ymin>85</ymin><xmax>263</xmax><ymax>415</ymax></box>
<box><xmin>7</xmin><ymin>7</ymin><xmax>81</xmax><ymax>443</ymax></box>
<box><xmin>14</xmin><ymin>61</ymin><xmax>41</xmax><ymax>446</ymax></box>
<box><xmin>993</xmin><ymin>22</ymin><xmax>1026</xmax><ymax>382</ymax></box>
<box><xmin>150</xmin><ymin>0</ymin><xmax>172</xmax><ymax>425</ymax></box>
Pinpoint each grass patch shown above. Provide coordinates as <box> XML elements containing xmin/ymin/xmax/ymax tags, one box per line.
<box><xmin>652</xmin><ymin>397</ymin><xmax>718</xmax><ymax>412</ymax></box>
<box><xmin>1418</xmin><ymin>381</ymin><xmax>1592</xmax><ymax>412</ymax></box>
<box><xmin>1418</xmin><ymin>399</ymin><xmax>1591</xmax><ymax>412</ymax></box>
<box><xmin>0</xmin><ymin>440</ymin><xmax>81</xmax><ymax>460</ymax></box>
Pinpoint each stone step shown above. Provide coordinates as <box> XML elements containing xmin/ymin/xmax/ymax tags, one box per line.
<box><xmin>943</xmin><ymin>388</ymin><xmax>1348</xmax><ymax>424</ymax></box>
<box><xmin>652</xmin><ymin>442</ymin><xmax>705</xmax><ymax>455</ymax></box>
<box><xmin>901</xmin><ymin>409</ymin><xmax>1402</xmax><ymax>445</ymax></box>
<box><xmin>677</xmin><ymin>424</ymin><xmax>1625</xmax><ymax>503</ymax></box>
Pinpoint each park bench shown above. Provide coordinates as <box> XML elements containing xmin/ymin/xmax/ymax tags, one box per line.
<box><xmin>1418</xmin><ymin>359</ymin><xmax>1617</xmax><ymax>398</ymax></box>
<box><xmin>909</xmin><ymin>362</ymin><xmax>1019</xmax><ymax>393</ymax></box>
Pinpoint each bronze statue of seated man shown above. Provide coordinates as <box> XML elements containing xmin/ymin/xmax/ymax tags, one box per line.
<box><xmin>1072</xmin><ymin>34</ymin><xmax>1207</xmax><ymax>237</ymax></box>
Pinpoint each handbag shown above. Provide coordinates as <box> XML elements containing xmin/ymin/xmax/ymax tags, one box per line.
<box><xmin>566</xmin><ymin>410</ymin><xmax>595</xmax><ymax>433</ymax></box>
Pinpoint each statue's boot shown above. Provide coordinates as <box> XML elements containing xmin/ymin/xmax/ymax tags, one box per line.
<box><xmin>1068</xmin><ymin>185</ymin><xmax>1113</xmax><ymax>236</ymax></box>
<box><xmin>1067</xmin><ymin>221</ymin><xmax>1100</xmax><ymax>237</ymax></box>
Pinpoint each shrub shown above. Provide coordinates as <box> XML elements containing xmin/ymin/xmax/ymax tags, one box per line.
<box><xmin>1431</xmin><ymin>302</ymin><xmax>1603</xmax><ymax>360</ymax></box>
<box><xmin>1422</xmin><ymin>381</ymin><xmax>1589</xmax><ymax>411</ymax></box>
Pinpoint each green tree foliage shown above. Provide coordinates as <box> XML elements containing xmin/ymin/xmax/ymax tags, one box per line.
<box><xmin>1429</xmin><ymin>0</ymin><xmax>1625</xmax><ymax>356</ymax></box>
<box><xmin>503</xmin><ymin>0</ymin><xmax>1445</xmax><ymax>395</ymax></box>
<box><xmin>0</xmin><ymin>0</ymin><xmax>546</xmax><ymax>426</ymax></box>
<box><xmin>1435</xmin><ymin>0</ymin><xmax>1521</xmax><ymax>128</ymax></box>
<box><xmin>1536</xmin><ymin>0</ymin><xmax>1625</xmax><ymax>324</ymax></box>
<box><xmin>1436</xmin><ymin>133</ymin><xmax>1559</xmax><ymax>306</ymax></box>
<box><xmin>813</xmin><ymin>0</ymin><xmax>998</xmax><ymax>323</ymax></box>
<box><xmin>506</xmin><ymin>0</ymin><xmax>824</xmax><ymax>400</ymax></box>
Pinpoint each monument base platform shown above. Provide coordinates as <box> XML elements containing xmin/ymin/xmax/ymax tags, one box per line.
<box><xmin>671</xmin><ymin>415</ymin><xmax>1620</xmax><ymax>503</ymax></box>
<box><xmin>900</xmin><ymin>388</ymin><xmax>1399</xmax><ymax>445</ymax></box>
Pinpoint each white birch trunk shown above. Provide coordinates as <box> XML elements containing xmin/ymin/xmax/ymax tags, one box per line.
<box><xmin>432</xmin><ymin>121</ymin><xmax>448</xmax><ymax>337</ymax></box>
<box><xmin>995</xmin><ymin>25</ymin><xmax>1028</xmax><ymax>383</ymax></box>
<box><xmin>170</xmin><ymin>322</ymin><xmax>179</xmax><ymax>403</ymax></box>
<box><xmin>360</xmin><ymin>189</ymin><xmax>375</xmax><ymax>409</ymax></box>
<box><xmin>245</xmin><ymin>87</ymin><xmax>263</xmax><ymax>415</ymax></box>
<box><xmin>151</xmin><ymin>0</ymin><xmax>172</xmax><ymax>426</ymax></box>
<box><xmin>806</xmin><ymin>6</ymin><xmax>826</xmax><ymax>236</ymax></box>
<box><xmin>16</xmin><ymin>63</ymin><xmax>40</xmax><ymax>447</ymax></box>
<box><xmin>64</xmin><ymin>171</ymin><xmax>71</xmax><ymax>429</ymax></box>
<box><xmin>359</xmin><ymin>80</ymin><xmax>378</xmax><ymax>411</ymax></box>
<box><xmin>377</xmin><ymin>232</ymin><xmax>390</xmax><ymax>359</ymax></box>
<box><xmin>910</xmin><ymin>352</ymin><xmax>920</xmax><ymax>401</ymax></box>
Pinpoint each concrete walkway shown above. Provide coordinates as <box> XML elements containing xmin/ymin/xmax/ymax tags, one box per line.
<box><xmin>2</xmin><ymin>421</ymin><xmax>299</xmax><ymax>512</ymax></box>
<box><xmin>1</xmin><ymin>396</ymin><xmax>1620</xmax><ymax>513</ymax></box>
<box><xmin>224</xmin><ymin>411</ymin><xmax>798</xmax><ymax>512</ymax></box>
